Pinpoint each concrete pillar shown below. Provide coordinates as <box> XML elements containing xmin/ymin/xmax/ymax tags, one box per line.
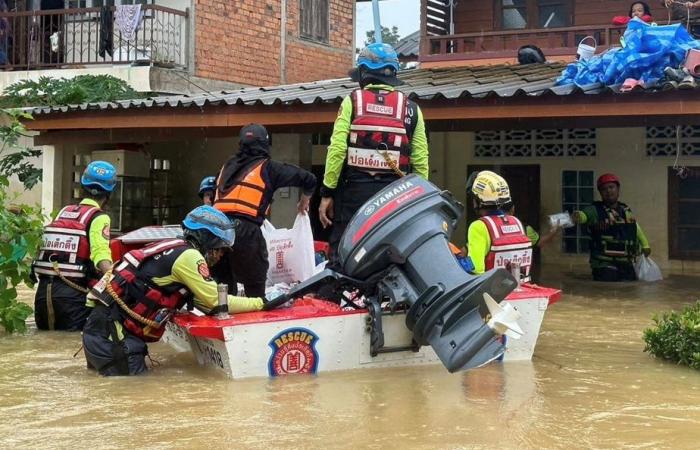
<box><xmin>40</xmin><ymin>145</ymin><xmax>62</xmax><ymax>220</ymax></box>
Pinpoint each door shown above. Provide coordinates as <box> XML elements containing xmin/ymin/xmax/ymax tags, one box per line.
<box><xmin>466</xmin><ymin>164</ymin><xmax>541</xmax><ymax>277</ymax></box>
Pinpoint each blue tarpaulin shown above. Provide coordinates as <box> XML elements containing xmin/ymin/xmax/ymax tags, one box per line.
<box><xmin>556</xmin><ymin>19</ymin><xmax>700</xmax><ymax>87</ymax></box>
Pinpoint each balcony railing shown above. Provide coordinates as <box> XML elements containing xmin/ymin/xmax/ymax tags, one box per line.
<box><xmin>421</xmin><ymin>24</ymin><xmax>629</xmax><ymax>62</ymax></box>
<box><xmin>0</xmin><ymin>5</ymin><xmax>188</xmax><ymax>70</ymax></box>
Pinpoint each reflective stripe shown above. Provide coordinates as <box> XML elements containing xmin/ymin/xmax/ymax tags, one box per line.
<box><xmin>395</xmin><ymin>92</ymin><xmax>404</xmax><ymax>120</ymax></box>
<box><xmin>491</xmin><ymin>243</ymin><xmax>532</xmax><ymax>251</ymax></box>
<box><xmin>43</xmin><ymin>227</ymin><xmax>87</xmax><ymax>236</ymax></box>
<box><xmin>35</xmin><ymin>267</ymin><xmax>86</xmax><ymax>278</ymax></box>
<box><xmin>79</xmin><ymin>207</ymin><xmax>99</xmax><ymax>225</ymax></box>
<box><xmin>143</xmin><ymin>239</ymin><xmax>183</xmax><ymax>256</ymax></box>
<box><xmin>355</xmin><ymin>90</ymin><xmax>363</xmax><ymax>117</ymax></box>
<box><xmin>33</xmin><ymin>260</ymin><xmax>83</xmax><ymax>271</ymax></box>
<box><xmin>350</xmin><ymin>124</ymin><xmax>407</xmax><ymax>134</ymax></box>
<box><xmin>124</xmin><ymin>253</ymin><xmax>140</xmax><ymax>268</ymax></box>
<box><xmin>482</xmin><ymin>216</ymin><xmax>501</xmax><ymax>239</ymax></box>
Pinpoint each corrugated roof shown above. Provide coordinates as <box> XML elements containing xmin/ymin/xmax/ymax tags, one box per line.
<box><xmin>28</xmin><ymin>63</ymin><xmax>628</xmax><ymax>116</ymax></box>
<box><xmin>395</xmin><ymin>30</ymin><xmax>420</xmax><ymax>57</ymax></box>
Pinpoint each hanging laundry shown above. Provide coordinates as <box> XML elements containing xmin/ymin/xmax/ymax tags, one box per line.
<box><xmin>99</xmin><ymin>6</ymin><xmax>114</xmax><ymax>59</ymax></box>
<box><xmin>115</xmin><ymin>4</ymin><xmax>143</xmax><ymax>42</ymax></box>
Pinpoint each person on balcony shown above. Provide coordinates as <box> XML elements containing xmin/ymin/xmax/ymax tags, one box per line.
<box><xmin>573</xmin><ymin>173</ymin><xmax>651</xmax><ymax>282</ymax></box>
<box><xmin>32</xmin><ymin>161</ymin><xmax>116</xmax><ymax>331</ymax></box>
<box><xmin>613</xmin><ymin>2</ymin><xmax>654</xmax><ymax>25</ymax></box>
<box><xmin>213</xmin><ymin>123</ymin><xmax>316</xmax><ymax>298</ymax></box>
<box><xmin>318</xmin><ymin>43</ymin><xmax>429</xmax><ymax>260</ymax></box>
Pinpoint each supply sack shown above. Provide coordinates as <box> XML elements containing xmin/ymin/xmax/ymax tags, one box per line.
<box><xmin>261</xmin><ymin>214</ymin><xmax>316</xmax><ymax>286</ymax></box>
<box><xmin>634</xmin><ymin>255</ymin><xmax>663</xmax><ymax>282</ymax></box>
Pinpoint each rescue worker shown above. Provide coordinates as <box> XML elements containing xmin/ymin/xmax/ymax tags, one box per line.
<box><xmin>32</xmin><ymin>161</ymin><xmax>116</xmax><ymax>331</ymax></box>
<box><xmin>318</xmin><ymin>43</ymin><xmax>429</xmax><ymax>258</ymax></box>
<box><xmin>573</xmin><ymin>173</ymin><xmax>651</xmax><ymax>282</ymax></box>
<box><xmin>214</xmin><ymin>123</ymin><xmax>316</xmax><ymax>297</ymax></box>
<box><xmin>82</xmin><ymin>206</ymin><xmax>275</xmax><ymax>376</ymax></box>
<box><xmin>198</xmin><ymin>176</ymin><xmax>216</xmax><ymax>205</ymax></box>
<box><xmin>465</xmin><ymin>171</ymin><xmax>533</xmax><ymax>281</ymax></box>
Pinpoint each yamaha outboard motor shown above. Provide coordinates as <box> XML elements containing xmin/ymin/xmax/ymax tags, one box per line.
<box><xmin>282</xmin><ymin>175</ymin><xmax>519</xmax><ymax>372</ymax></box>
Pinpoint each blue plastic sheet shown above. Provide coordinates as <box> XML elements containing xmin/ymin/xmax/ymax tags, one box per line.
<box><xmin>556</xmin><ymin>18</ymin><xmax>700</xmax><ymax>87</ymax></box>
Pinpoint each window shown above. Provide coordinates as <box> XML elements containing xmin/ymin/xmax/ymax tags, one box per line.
<box><xmin>668</xmin><ymin>167</ymin><xmax>700</xmax><ymax>260</ymax></box>
<box><xmin>561</xmin><ymin>170</ymin><xmax>594</xmax><ymax>254</ymax></box>
<box><xmin>498</xmin><ymin>0</ymin><xmax>571</xmax><ymax>30</ymax></box>
<box><xmin>300</xmin><ymin>0</ymin><xmax>329</xmax><ymax>43</ymax></box>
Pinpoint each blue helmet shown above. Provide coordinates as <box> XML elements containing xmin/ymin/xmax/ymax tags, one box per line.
<box><xmin>81</xmin><ymin>161</ymin><xmax>117</xmax><ymax>194</ymax></box>
<box><xmin>357</xmin><ymin>43</ymin><xmax>400</xmax><ymax>73</ymax></box>
<box><xmin>198</xmin><ymin>176</ymin><xmax>216</xmax><ymax>197</ymax></box>
<box><xmin>182</xmin><ymin>205</ymin><xmax>235</xmax><ymax>251</ymax></box>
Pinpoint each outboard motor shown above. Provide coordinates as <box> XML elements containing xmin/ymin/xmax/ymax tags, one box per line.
<box><xmin>280</xmin><ymin>175</ymin><xmax>520</xmax><ymax>372</ymax></box>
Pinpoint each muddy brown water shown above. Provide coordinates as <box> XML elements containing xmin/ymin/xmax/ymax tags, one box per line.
<box><xmin>1</xmin><ymin>272</ymin><xmax>699</xmax><ymax>449</ymax></box>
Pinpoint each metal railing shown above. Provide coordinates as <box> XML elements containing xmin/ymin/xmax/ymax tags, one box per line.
<box><xmin>421</xmin><ymin>24</ymin><xmax>630</xmax><ymax>61</ymax></box>
<box><xmin>0</xmin><ymin>5</ymin><xmax>188</xmax><ymax>70</ymax></box>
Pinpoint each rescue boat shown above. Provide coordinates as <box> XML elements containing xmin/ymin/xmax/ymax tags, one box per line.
<box><xmin>162</xmin><ymin>286</ymin><xmax>560</xmax><ymax>379</ymax></box>
<box><xmin>113</xmin><ymin>175</ymin><xmax>563</xmax><ymax>378</ymax></box>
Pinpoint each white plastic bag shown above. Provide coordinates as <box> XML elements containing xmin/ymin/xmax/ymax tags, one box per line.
<box><xmin>261</xmin><ymin>214</ymin><xmax>316</xmax><ymax>286</ymax></box>
<box><xmin>634</xmin><ymin>255</ymin><xmax>663</xmax><ymax>282</ymax></box>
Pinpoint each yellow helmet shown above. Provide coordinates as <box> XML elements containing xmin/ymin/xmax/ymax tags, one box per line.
<box><xmin>468</xmin><ymin>170</ymin><xmax>511</xmax><ymax>206</ymax></box>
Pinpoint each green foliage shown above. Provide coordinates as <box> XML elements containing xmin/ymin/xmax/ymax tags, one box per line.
<box><xmin>0</xmin><ymin>110</ymin><xmax>46</xmax><ymax>334</ymax></box>
<box><xmin>643</xmin><ymin>301</ymin><xmax>700</xmax><ymax>370</ymax></box>
<box><xmin>0</xmin><ymin>74</ymin><xmax>144</xmax><ymax>109</ymax></box>
<box><xmin>364</xmin><ymin>26</ymin><xmax>402</xmax><ymax>47</ymax></box>
<box><xmin>0</xmin><ymin>110</ymin><xmax>42</xmax><ymax>189</ymax></box>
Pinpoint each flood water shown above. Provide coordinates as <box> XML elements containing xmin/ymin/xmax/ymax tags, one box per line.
<box><xmin>2</xmin><ymin>271</ymin><xmax>699</xmax><ymax>449</ymax></box>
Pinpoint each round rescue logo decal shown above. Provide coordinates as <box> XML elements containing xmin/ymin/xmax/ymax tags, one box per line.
<box><xmin>268</xmin><ymin>328</ymin><xmax>320</xmax><ymax>376</ymax></box>
<box><xmin>196</xmin><ymin>259</ymin><xmax>211</xmax><ymax>280</ymax></box>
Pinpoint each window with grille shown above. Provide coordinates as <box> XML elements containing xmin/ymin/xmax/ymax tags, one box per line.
<box><xmin>474</xmin><ymin>128</ymin><xmax>596</xmax><ymax>158</ymax></box>
<box><xmin>647</xmin><ymin>126</ymin><xmax>700</xmax><ymax>156</ymax></box>
<box><xmin>300</xmin><ymin>0</ymin><xmax>329</xmax><ymax>44</ymax></box>
<box><xmin>561</xmin><ymin>170</ymin><xmax>594</xmax><ymax>254</ymax></box>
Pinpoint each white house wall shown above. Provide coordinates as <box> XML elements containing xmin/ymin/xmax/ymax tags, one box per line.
<box><xmin>431</xmin><ymin>128</ymin><xmax>700</xmax><ymax>274</ymax></box>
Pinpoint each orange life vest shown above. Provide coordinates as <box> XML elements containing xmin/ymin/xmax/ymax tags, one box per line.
<box><xmin>214</xmin><ymin>160</ymin><xmax>268</xmax><ymax>219</ymax></box>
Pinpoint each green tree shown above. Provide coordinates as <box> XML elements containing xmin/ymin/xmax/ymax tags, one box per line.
<box><xmin>364</xmin><ymin>26</ymin><xmax>402</xmax><ymax>47</ymax></box>
<box><xmin>0</xmin><ymin>110</ymin><xmax>46</xmax><ymax>334</ymax></box>
<box><xmin>644</xmin><ymin>301</ymin><xmax>700</xmax><ymax>370</ymax></box>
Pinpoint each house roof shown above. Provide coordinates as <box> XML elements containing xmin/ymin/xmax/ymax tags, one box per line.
<box><xmin>29</xmin><ymin>62</ymin><xmax>624</xmax><ymax>116</ymax></box>
<box><xmin>395</xmin><ymin>30</ymin><xmax>420</xmax><ymax>57</ymax></box>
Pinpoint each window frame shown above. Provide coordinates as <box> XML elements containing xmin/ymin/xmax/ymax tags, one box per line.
<box><xmin>561</xmin><ymin>169</ymin><xmax>594</xmax><ymax>255</ymax></box>
<box><xmin>299</xmin><ymin>0</ymin><xmax>330</xmax><ymax>44</ymax></box>
<box><xmin>495</xmin><ymin>0</ymin><xmax>573</xmax><ymax>30</ymax></box>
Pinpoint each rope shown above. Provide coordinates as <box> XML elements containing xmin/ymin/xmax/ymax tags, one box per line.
<box><xmin>673</xmin><ymin>125</ymin><xmax>689</xmax><ymax>178</ymax></box>
<box><xmin>51</xmin><ymin>261</ymin><xmax>89</xmax><ymax>294</ymax></box>
<box><xmin>375</xmin><ymin>146</ymin><xmax>406</xmax><ymax>178</ymax></box>
<box><xmin>103</xmin><ymin>269</ymin><xmax>162</xmax><ymax>330</ymax></box>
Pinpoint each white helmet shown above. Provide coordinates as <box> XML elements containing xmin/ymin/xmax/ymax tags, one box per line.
<box><xmin>468</xmin><ymin>170</ymin><xmax>511</xmax><ymax>206</ymax></box>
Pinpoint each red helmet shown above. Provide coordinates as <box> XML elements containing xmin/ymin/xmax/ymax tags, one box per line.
<box><xmin>597</xmin><ymin>173</ymin><xmax>620</xmax><ymax>189</ymax></box>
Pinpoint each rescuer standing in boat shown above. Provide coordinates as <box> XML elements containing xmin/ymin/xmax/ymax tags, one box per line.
<box><xmin>465</xmin><ymin>171</ymin><xmax>533</xmax><ymax>281</ymax></box>
<box><xmin>32</xmin><ymin>161</ymin><xmax>117</xmax><ymax>331</ymax></box>
<box><xmin>82</xmin><ymin>206</ymin><xmax>270</xmax><ymax>376</ymax></box>
<box><xmin>213</xmin><ymin>124</ymin><xmax>316</xmax><ymax>297</ymax></box>
<box><xmin>318</xmin><ymin>43</ymin><xmax>429</xmax><ymax>258</ymax></box>
<box><xmin>573</xmin><ymin>173</ymin><xmax>651</xmax><ymax>281</ymax></box>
